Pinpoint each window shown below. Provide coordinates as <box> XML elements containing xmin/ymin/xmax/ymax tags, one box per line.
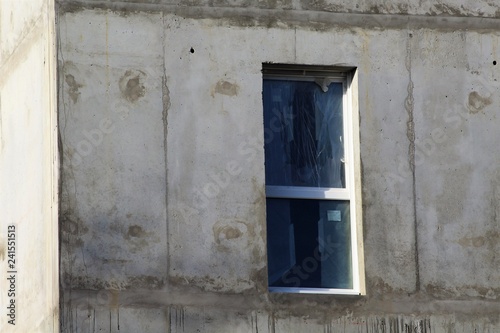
<box><xmin>263</xmin><ymin>64</ymin><xmax>364</xmax><ymax>295</ymax></box>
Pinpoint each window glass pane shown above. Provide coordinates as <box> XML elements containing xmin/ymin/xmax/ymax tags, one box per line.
<box><xmin>266</xmin><ymin>198</ymin><xmax>352</xmax><ymax>289</ymax></box>
<box><xmin>263</xmin><ymin>79</ymin><xmax>345</xmax><ymax>188</ymax></box>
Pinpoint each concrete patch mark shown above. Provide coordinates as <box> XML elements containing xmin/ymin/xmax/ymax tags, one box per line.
<box><xmin>213</xmin><ymin>220</ymin><xmax>249</xmax><ymax>251</ymax></box>
<box><xmin>214</xmin><ymin>225</ymin><xmax>244</xmax><ymax>242</ymax></box>
<box><xmin>119</xmin><ymin>70</ymin><xmax>146</xmax><ymax>103</ymax></box>
<box><xmin>124</xmin><ymin>225</ymin><xmax>155</xmax><ymax>253</ymax></box>
<box><xmin>458</xmin><ymin>236</ymin><xmax>485</xmax><ymax>247</ymax></box>
<box><xmin>127</xmin><ymin>225</ymin><xmax>145</xmax><ymax>238</ymax></box>
<box><xmin>221</xmin><ymin>226</ymin><xmax>242</xmax><ymax>240</ymax></box>
<box><xmin>458</xmin><ymin>232</ymin><xmax>499</xmax><ymax>248</ymax></box>
<box><xmin>65</xmin><ymin>74</ymin><xmax>83</xmax><ymax>103</ymax></box>
<box><xmin>213</xmin><ymin>80</ymin><xmax>240</xmax><ymax>97</ymax></box>
<box><xmin>61</xmin><ymin>215</ymin><xmax>89</xmax><ymax>236</ymax></box>
<box><xmin>468</xmin><ymin>91</ymin><xmax>492</xmax><ymax>113</ymax></box>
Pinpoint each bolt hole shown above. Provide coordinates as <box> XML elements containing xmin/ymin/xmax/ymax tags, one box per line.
<box><xmin>494</xmin><ymin>60</ymin><xmax>497</xmax><ymax>65</ymax></box>
<box><xmin>190</xmin><ymin>47</ymin><xmax>195</xmax><ymax>54</ymax></box>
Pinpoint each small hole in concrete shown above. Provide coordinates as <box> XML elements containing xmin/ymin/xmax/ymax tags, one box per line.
<box><xmin>190</xmin><ymin>47</ymin><xmax>195</xmax><ymax>54</ymax></box>
<box><xmin>493</xmin><ymin>60</ymin><xmax>497</xmax><ymax>65</ymax></box>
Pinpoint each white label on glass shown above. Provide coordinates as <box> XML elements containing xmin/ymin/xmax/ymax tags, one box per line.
<box><xmin>327</xmin><ymin>210</ymin><xmax>341</xmax><ymax>222</ymax></box>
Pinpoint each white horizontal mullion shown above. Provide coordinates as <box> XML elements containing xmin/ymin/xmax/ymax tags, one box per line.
<box><xmin>265</xmin><ymin>186</ymin><xmax>351</xmax><ymax>200</ymax></box>
<box><xmin>268</xmin><ymin>287</ymin><xmax>361</xmax><ymax>295</ymax></box>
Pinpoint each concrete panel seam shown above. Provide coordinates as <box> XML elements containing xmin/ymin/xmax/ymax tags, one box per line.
<box><xmin>56</xmin><ymin>2</ymin><xmax>500</xmax><ymax>31</ymax></box>
<box><xmin>404</xmin><ymin>27</ymin><xmax>420</xmax><ymax>293</ymax></box>
<box><xmin>162</xmin><ymin>10</ymin><xmax>171</xmax><ymax>289</ymax></box>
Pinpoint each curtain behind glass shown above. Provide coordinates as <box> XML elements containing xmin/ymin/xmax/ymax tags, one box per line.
<box><xmin>263</xmin><ymin>79</ymin><xmax>345</xmax><ymax>188</ymax></box>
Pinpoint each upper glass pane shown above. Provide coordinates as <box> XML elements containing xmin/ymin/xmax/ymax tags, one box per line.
<box><xmin>263</xmin><ymin>79</ymin><xmax>345</xmax><ymax>188</ymax></box>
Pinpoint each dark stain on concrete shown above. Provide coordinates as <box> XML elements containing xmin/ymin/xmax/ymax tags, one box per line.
<box><xmin>170</xmin><ymin>274</ymin><xmax>226</xmax><ymax>292</ymax></box>
<box><xmin>426</xmin><ymin>283</ymin><xmax>500</xmax><ymax>300</ymax></box>
<box><xmin>430</xmin><ymin>4</ymin><xmax>464</xmax><ymax>16</ymax></box>
<box><xmin>366</xmin><ymin>276</ymin><xmax>402</xmax><ymax>298</ymax></box>
<box><xmin>123</xmin><ymin>224</ymin><xmax>154</xmax><ymax>253</ymax></box>
<box><xmin>119</xmin><ymin>70</ymin><xmax>146</xmax><ymax>103</ymax></box>
<box><xmin>302</xmin><ymin>0</ymin><xmax>342</xmax><ymax>12</ymax></box>
<box><xmin>59</xmin><ymin>0</ymin><xmax>164</xmax><ymax>15</ymax></box>
<box><xmin>256</xmin><ymin>0</ymin><xmax>293</xmax><ymax>10</ymax></box>
<box><xmin>61</xmin><ymin>215</ymin><xmax>89</xmax><ymax>236</ymax></box>
<box><xmin>62</xmin><ymin>218</ymin><xmax>79</xmax><ymax>235</ymax></box>
<box><xmin>468</xmin><ymin>91</ymin><xmax>492</xmax><ymax>113</ymax></box>
<box><xmin>127</xmin><ymin>275</ymin><xmax>165</xmax><ymax>289</ymax></box>
<box><xmin>127</xmin><ymin>225</ymin><xmax>145</xmax><ymax>238</ymax></box>
<box><xmin>368</xmin><ymin>5</ymin><xmax>381</xmax><ymax>14</ymax></box>
<box><xmin>250</xmin><ymin>266</ymin><xmax>267</xmax><ymax>293</ymax></box>
<box><xmin>58</xmin><ymin>3</ymin><xmax>500</xmax><ymax>33</ymax></box>
<box><xmin>65</xmin><ymin>74</ymin><xmax>83</xmax><ymax>103</ymax></box>
<box><xmin>63</xmin><ymin>273</ymin><xmax>164</xmax><ymax>290</ymax></box>
<box><xmin>101</xmin><ymin>258</ymin><xmax>130</xmax><ymax>264</ymax></box>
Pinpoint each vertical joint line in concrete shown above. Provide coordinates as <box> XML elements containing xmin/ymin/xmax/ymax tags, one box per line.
<box><xmin>404</xmin><ymin>27</ymin><xmax>420</xmax><ymax>292</ymax></box>
<box><xmin>162</xmin><ymin>10</ymin><xmax>170</xmax><ymax>283</ymax></box>
<box><xmin>55</xmin><ymin>8</ymin><xmax>76</xmax><ymax>330</ymax></box>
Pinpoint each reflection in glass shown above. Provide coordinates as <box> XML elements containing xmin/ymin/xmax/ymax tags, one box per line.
<box><xmin>263</xmin><ymin>79</ymin><xmax>345</xmax><ymax>188</ymax></box>
<box><xmin>266</xmin><ymin>198</ymin><xmax>352</xmax><ymax>289</ymax></box>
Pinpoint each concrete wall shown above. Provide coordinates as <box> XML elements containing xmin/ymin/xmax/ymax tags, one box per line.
<box><xmin>0</xmin><ymin>0</ymin><xmax>59</xmax><ymax>332</ymax></box>
<box><xmin>58</xmin><ymin>1</ymin><xmax>500</xmax><ymax>332</ymax></box>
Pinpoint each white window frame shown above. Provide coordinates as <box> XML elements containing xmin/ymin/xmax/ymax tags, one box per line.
<box><xmin>263</xmin><ymin>64</ymin><xmax>365</xmax><ymax>295</ymax></box>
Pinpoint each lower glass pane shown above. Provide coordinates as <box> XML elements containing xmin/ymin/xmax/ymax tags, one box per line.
<box><xmin>266</xmin><ymin>198</ymin><xmax>352</xmax><ymax>289</ymax></box>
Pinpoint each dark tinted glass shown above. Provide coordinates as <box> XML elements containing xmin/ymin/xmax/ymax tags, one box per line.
<box><xmin>263</xmin><ymin>79</ymin><xmax>345</xmax><ymax>188</ymax></box>
<box><xmin>266</xmin><ymin>198</ymin><xmax>352</xmax><ymax>289</ymax></box>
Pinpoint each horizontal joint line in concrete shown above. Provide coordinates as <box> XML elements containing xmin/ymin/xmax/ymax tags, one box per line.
<box><xmin>57</xmin><ymin>1</ymin><xmax>500</xmax><ymax>31</ymax></box>
<box><xmin>62</xmin><ymin>289</ymin><xmax>500</xmax><ymax>315</ymax></box>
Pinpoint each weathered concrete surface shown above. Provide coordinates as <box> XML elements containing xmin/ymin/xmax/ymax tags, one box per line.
<box><xmin>412</xmin><ymin>30</ymin><xmax>500</xmax><ymax>298</ymax></box>
<box><xmin>66</xmin><ymin>305</ymin><xmax>500</xmax><ymax>332</ymax></box>
<box><xmin>63</xmin><ymin>294</ymin><xmax>500</xmax><ymax>332</ymax></box>
<box><xmin>0</xmin><ymin>0</ymin><xmax>59</xmax><ymax>332</ymax></box>
<box><xmin>58</xmin><ymin>0</ymin><xmax>500</xmax><ymax>18</ymax></box>
<box><xmin>59</xmin><ymin>10</ymin><xmax>167</xmax><ymax>291</ymax></box>
<box><xmin>58</xmin><ymin>2</ymin><xmax>500</xmax><ymax>333</ymax></box>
